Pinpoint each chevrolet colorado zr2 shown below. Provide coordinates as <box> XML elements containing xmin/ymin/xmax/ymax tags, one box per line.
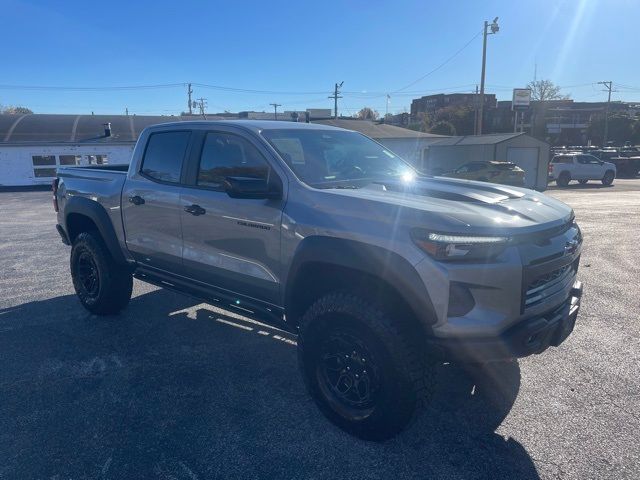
<box><xmin>53</xmin><ymin>121</ymin><xmax>583</xmax><ymax>440</ymax></box>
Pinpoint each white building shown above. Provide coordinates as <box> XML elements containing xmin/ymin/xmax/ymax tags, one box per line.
<box><xmin>0</xmin><ymin>114</ymin><xmax>198</xmax><ymax>187</ymax></box>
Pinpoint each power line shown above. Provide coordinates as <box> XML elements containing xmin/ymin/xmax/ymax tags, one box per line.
<box><xmin>0</xmin><ymin>83</ymin><xmax>185</xmax><ymax>91</ymax></box>
<box><xmin>393</xmin><ymin>28</ymin><xmax>484</xmax><ymax>93</ymax></box>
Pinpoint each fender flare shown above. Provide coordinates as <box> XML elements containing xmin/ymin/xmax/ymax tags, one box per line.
<box><xmin>63</xmin><ymin>196</ymin><xmax>128</xmax><ymax>265</ymax></box>
<box><xmin>284</xmin><ymin>236</ymin><xmax>438</xmax><ymax>326</ymax></box>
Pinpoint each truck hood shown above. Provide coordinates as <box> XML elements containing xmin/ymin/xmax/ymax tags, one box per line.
<box><xmin>325</xmin><ymin>177</ymin><xmax>573</xmax><ymax>234</ymax></box>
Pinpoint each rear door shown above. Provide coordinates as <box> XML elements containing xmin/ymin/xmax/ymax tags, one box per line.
<box><xmin>122</xmin><ymin>130</ymin><xmax>192</xmax><ymax>272</ymax></box>
<box><xmin>576</xmin><ymin>155</ymin><xmax>598</xmax><ymax>179</ymax></box>
<box><xmin>583</xmin><ymin>154</ymin><xmax>606</xmax><ymax>178</ymax></box>
<box><xmin>179</xmin><ymin>129</ymin><xmax>285</xmax><ymax>305</ymax></box>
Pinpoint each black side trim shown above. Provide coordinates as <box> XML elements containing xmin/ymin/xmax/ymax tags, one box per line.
<box><xmin>285</xmin><ymin>237</ymin><xmax>438</xmax><ymax>327</ymax></box>
<box><xmin>64</xmin><ymin>196</ymin><xmax>128</xmax><ymax>265</ymax></box>
<box><xmin>134</xmin><ymin>267</ymin><xmax>290</xmax><ymax>332</ymax></box>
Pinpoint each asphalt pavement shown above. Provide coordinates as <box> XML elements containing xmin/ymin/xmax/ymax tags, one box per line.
<box><xmin>1</xmin><ymin>179</ymin><xmax>639</xmax><ymax>479</ymax></box>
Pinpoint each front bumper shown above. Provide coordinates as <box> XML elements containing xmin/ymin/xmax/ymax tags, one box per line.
<box><xmin>428</xmin><ymin>280</ymin><xmax>582</xmax><ymax>362</ymax></box>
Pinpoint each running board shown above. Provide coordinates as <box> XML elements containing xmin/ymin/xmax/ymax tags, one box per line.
<box><xmin>133</xmin><ymin>268</ymin><xmax>293</xmax><ymax>334</ymax></box>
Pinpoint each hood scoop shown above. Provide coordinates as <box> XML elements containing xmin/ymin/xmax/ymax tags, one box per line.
<box><xmin>375</xmin><ymin>177</ymin><xmax>523</xmax><ymax>204</ymax></box>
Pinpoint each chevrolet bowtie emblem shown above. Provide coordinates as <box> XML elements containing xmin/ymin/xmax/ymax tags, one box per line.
<box><xmin>564</xmin><ymin>239</ymin><xmax>579</xmax><ymax>255</ymax></box>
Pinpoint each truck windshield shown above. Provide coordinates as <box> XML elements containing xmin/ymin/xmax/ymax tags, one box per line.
<box><xmin>261</xmin><ymin>129</ymin><xmax>416</xmax><ymax>188</ymax></box>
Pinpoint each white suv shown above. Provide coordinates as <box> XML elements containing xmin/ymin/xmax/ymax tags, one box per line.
<box><xmin>549</xmin><ymin>153</ymin><xmax>616</xmax><ymax>187</ymax></box>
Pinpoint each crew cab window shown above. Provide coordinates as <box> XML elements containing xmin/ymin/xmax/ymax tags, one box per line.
<box><xmin>141</xmin><ymin>131</ymin><xmax>191</xmax><ymax>183</ymax></box>
<box><xmin>576</xmin><ymin>155</ymin><xmax>599</xmax><ymax>164</ymax></box>
<box><xmin>583</xmin><ymin>155</ymin><xmax>602</xmax><ymax>164</ymax></box>
<box><xmin>552</xmin><ymin>156</ymin><xmax>571</xmax><ymax>164</ymax></box>
<box><xmin>197</xmin><ymin>132</ymin><xmax>270</xmax><ymax>190</ymax></box>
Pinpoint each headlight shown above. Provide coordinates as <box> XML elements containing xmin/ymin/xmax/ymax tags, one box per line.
<box><xmin>411</xmin><ymin>230</ymin><xmax>510</xmax><ymax>261</ymax></box>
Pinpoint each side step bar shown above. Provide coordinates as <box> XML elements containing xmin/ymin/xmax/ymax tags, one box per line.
<box><xmin>134</xmin><ymin>268</ymin><xmax>293</xmax><ymax>334</ymax></box>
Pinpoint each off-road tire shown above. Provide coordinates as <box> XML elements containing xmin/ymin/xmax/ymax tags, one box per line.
<box><xmin>70</xmin><ymin>232</ymin><xmax>133</xmax><ymax>315</ymax></box>
<box><xmin>557</xmin><ymin>172</ymin><xmax>571</xmax><ymax>187</ymax></box>
<box><xmin>578</xmin><ymin>179</ymin><xmax>588</xmax><ymax>185</ymax></box>
<box><xmin>602</xmin><ymin>170</ymin><xmax>615</xmax><ymax>186</ymax></box>
<box><xmin>297</xmin><ymin>292</ymin><xmax>435</xmax><ymax>441</ymax></box>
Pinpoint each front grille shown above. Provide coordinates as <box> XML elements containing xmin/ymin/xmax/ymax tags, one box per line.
<box><xmin>523</xmin><ymin>257</ymin><xmax>579</xmax><ymax>311</ymax></box>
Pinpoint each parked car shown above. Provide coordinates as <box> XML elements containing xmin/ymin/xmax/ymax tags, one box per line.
<box><xmin>53</xmin><ymin>121</ymin><xmax>583</xmax><ymax>440</ymax></box>
<box><xmin>441</xmin><ymin>161</ymin><xmax>525</xmax><ymax>186</ymax></box>
<box><xmin>549</xmin><ymin>153</ymin><xmax>616</xmax><ymax>187</ymax></box>
<box><xmin>590</xmin><ymin>149</ymin><xmax>640</xmax><ymax>178</ymax></box>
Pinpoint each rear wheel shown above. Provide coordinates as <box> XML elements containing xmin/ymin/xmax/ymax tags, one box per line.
<box><xmin>602</xmin><ymin>170</ymin><xmax>615</xmax><ymax>186</ymax></box>
<box><xmin>578</xmin><ymin>179</ymin><xmax>588</xmax><ymax>185</ymax></box>
<box><xmin>70</xmin><ymin>232</ymin><xmax>133</xmax><ymax>315</ymax></box>
<box><xmin>556</xmin><ymin>172</ymin><xmax>571</xmax><ymax>187</ymax></box>
<box><xmin>298</xmin><ymin>292</ymin><xmax>435</xmax><ymax>441</ymax></box>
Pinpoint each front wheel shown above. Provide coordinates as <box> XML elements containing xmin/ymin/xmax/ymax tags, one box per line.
<box><xmin>70</xmin><ymin>232</ymin><xmax>133</xmax><ymax>315</ymax></box>
<box><xmin>297</xmin><ymin>292</ymin><xmax>434</xmax><ymax>441</ymax></box>
<box><xmin>602</xmin><ymin>170</ymin><xmax>615</xmax><ymax>186</ymax></box>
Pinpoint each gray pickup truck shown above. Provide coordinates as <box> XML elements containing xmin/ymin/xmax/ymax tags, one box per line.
<box><xmin>54</xmin><ymin>120</ymin><xmax>583</xmax><ymax>440</ymax></box>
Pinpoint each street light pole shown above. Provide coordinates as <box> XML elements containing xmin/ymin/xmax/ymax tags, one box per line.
<box><xmin>477</xmin><ymin>17</ymin><xmax>499</xmax><ymax>135</ymax></box>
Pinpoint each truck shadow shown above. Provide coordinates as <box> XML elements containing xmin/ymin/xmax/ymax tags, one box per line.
<box><xmin>0</xmin><ymin>289</ymin><xmax>540</xmax><ymax>479</ymax></box>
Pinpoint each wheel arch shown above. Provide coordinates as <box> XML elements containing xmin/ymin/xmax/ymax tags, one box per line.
<box><xmin>64</xmin><ymin>197</ymin><xmax>128</xmax><ymax>265</ymax></box>
<box><xmin>284</xmin><ymin>237</ymin><xmax>438</xmax><ymax>335</ymax></box>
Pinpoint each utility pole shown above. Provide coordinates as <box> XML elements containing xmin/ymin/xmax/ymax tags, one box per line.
<box><xmin>125</xmin><ymin>107</ymin><xmax>129</xmax><ymax>116</ymax></box>
<box><xmin>196</xmin><ymin>97</ymin><xmax>207</xmax><ymax>117</ymax></box>
<box><xmin>385</xmin><ymin>94</ymin><xmax>390</xmax><ymax>118</ymax></box>
<box><xmin>473</xmin><ymin>85</ymin><xmax>479</xmax><ymax>135</ymax></box>
<box><xmin>269</xmin><ymin>103</ymin><xmax>282</xmax><ymax>120</ymax></box>
<box><xmin>598</xmin><ymin>81</ymin><xmax>613</xmax><ymax>146</ymax></box>
<box><xmin>187</xmin><ymin>83</ymin><xmax>193</xmax><ymax>115</ymax></box>
<box><xmin>477</xmin><ymin>17</ymin><xmax>499</xmax><ymax>135</ymax></box>
<box><xmin>328</xmin><ymin>81</ymin><xmax>344</xmax><ymax>119</ymax></box>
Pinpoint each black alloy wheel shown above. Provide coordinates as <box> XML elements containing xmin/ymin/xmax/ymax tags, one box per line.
<box><xmin>316</xmin><ymin>329</ymin><xmax>382</xmax><ymax>420</ymax></box>
<box><xmin>76</xmin><ymin>249</ymin><xmax>100</xmax><ymax>298</ymax></box>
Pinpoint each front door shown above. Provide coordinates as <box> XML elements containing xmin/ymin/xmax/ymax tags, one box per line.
<box><xmin>122</xmin><ymin>130</ymin><xmax>192</xmax><ymax>272</ymax></box>
<box><xmin>180</xmin><ymin>130</ymin><xmax>284</xmax><ymax>305</ymax></box>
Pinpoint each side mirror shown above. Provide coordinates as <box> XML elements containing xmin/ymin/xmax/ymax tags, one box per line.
<box><xmin>223</xmin><ymin>176</ymin><xmax>281</xmax><ymax>200</ymax></box>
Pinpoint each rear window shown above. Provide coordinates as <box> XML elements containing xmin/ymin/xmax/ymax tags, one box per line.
<box><xmin>493</xmin><ymin>163</ymin><xmax>516</xmax><ymax>170</ymax></box>
<box><xmin>552</xmin><ymin>156</ymin><xmax>572</xmax><ymax>164</ymax></box>
<box><xmin>141</xmin><ymin>131</ymin><xmax>191</xmax><ymax>183</ymax></box>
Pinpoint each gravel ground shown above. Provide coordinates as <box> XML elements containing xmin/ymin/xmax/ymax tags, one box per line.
<box><xmin>0</xmin><ymin>180</ymin><xmax>638</xmax><ymax>480</ymax></box>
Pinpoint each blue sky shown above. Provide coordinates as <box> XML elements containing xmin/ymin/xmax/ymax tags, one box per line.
<box><xmin>1</xmin><ymin>0</ymin><xmax>639</xmax><ymax>116</ymax></box>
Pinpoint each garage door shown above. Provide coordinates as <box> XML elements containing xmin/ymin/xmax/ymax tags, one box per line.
<box><xmin>506</xmin><ymin>147</ymin><xmax>539</xmax><ymax>188</ymax></box>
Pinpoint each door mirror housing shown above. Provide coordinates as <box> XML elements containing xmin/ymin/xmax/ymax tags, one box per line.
<box><xmin>223</xmin><ymin>176</ymin><xmax>281</xmax><ymax>199</ymax></box>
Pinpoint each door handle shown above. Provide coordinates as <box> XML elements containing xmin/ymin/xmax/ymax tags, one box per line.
<box><xmin>129</xmin><ymin>195</ymin><xmax>145</xmax><ymax>205</ymax></box>
<box><xmin>184</xmin><ymin>204</ymin><xmax>206</xmax><ymax>216</ymax></box>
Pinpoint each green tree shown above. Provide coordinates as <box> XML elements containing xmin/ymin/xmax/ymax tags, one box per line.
<box><xmin>430</xmin><ymin>120</ymin><xmax>456</xmax><ymax>136</ymax></box>
<box><xmin>356</xmin><ymin>107</ymin><xmax>379</xmax><ymax>120</ymax></box>
<box><xmin>434</xmin><ymin>105</ymin><xmax>474</xmax><ymax>135</ymax></box>
<box><xmin>588</xmin><ymin>114</ymin><xmax>637</xmax><ymax>145</ymax></box>
<box><xmin>408</xmin><ymin>111</ymin><xmax>431</xmax><ymax>132</ymax></box>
